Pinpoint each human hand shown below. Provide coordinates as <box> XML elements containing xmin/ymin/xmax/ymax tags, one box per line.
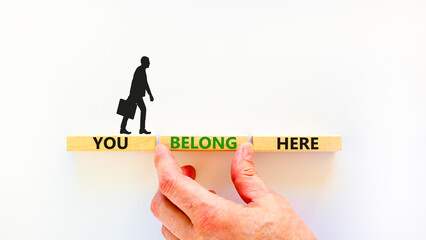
<box><xmin>151</xmin><ymin>143</ymin><xmax>317</xmax><ymax>240</ymax></box>
<box><xmin>150</xmin><ymin>95</ymin><xmax>154</xmax><ymax>101</ymax></box>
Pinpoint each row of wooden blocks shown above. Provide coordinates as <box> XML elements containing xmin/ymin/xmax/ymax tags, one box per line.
<box><xmin>67</xmin><ymin>136</ymin><xmax>342</xmax><ymax>152</ymax></box>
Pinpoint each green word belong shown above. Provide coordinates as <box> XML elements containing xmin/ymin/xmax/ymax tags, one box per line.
<box><xmin>170</xmin><ymin>136</ymin><xmax>237</xmax><ymax>150</ymax></box>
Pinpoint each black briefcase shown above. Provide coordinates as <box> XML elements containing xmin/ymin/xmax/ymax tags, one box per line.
<box><xmin>117</xmin><ymin>99</ymin><xmax>137</xmax><ymax>119</ymax></box>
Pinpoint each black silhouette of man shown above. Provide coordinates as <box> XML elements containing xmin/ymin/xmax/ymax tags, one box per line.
<box><xmin>120</xmin><ymin>56</ymin><xmax>154</xmax><ymax>134</ymax></box>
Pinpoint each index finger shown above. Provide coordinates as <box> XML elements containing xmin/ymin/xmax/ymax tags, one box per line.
<box><xmin>154</xmin><ymin>144</ymin><xmax>227</xmax><ymax>218</ymax></box>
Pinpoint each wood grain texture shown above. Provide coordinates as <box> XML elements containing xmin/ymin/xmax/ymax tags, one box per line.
<box><xmin>252</xmin><ymin>136</ymin><xmax>342</xmax><ymax>152</ymax></box>
<box><xmin>67</xmin><ymin>136</ymin><xmax>156</xmax><ymax>151</ymax></box>
<box><xmin>159</xmin><ymin>136</ymin><xmax>249</xmax><ymax>151</ymax></box>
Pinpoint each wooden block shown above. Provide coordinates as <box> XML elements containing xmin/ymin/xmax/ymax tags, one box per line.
<box><xmin>160</xmin><ymin>136</ymin><xmax>249</xmax><ymax>151</ymax></box>
<box><xmin>67</xmin><ymin>136</ymin><xmax>156</xmax><ymax>151</ymax></box>
<box><xmin>253</xmin><ymin>136</ymin><xmax>342</xmax><ymax>152</ymax></box>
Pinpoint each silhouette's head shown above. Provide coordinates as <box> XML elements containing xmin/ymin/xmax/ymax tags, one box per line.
<box><xmin>141</xmin><ymin>56</ymin><xmax>150</xmax><ymax>68</ymax></box>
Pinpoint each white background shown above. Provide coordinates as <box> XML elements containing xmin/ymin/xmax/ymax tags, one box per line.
<box><xmin>1</xmin><ymin>0</ymin><xmax>426</xmax><ymax>239</ymax></box>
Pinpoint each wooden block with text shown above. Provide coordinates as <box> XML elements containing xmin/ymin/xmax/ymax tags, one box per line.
<box><xmin>252</xmin><ymin>136</ymin><xmax>342</xmax><ymax>152</ymax></box>
<box><xmin>67</xmin><ymin>136</ymin><xmax>156</xmax><ymax>151</ymax></box>
<box><xmin>160</xmin><ymin>136</ymin><xmax>249</xmax><ymax>151</ymax></box>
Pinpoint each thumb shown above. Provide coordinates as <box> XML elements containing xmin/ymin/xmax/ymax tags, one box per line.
<box><xmin>231</xmin><ymin>143</ymin><xmax>270</xmax><ymax>204</ymax></box>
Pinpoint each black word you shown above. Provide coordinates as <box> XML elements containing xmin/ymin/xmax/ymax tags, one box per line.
<box><xmin>93</xmin><ymin>137</ymin><xmax>128</xmax><ymax>149</ymax></box>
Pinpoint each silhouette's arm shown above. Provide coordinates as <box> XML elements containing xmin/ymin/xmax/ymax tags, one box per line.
<box><xmin>146</xmin><ymin>79</ymin><xmax>154</xmax><ymax>101</ymax></box>
<box><xmin>146</xmin><ymin>81</ymin><xmax>153</xmax><ymax>97</ymax></box>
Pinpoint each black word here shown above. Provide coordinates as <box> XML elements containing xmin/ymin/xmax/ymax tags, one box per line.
<box><xmin>277</xmin><ymin>137</ymin><xmax>319</xmax><ymax>150</ymax></box>
<box><xmin>93</xmin><ymin>137</ymin><xmax>128</xmax><ymax>149</ymax></box>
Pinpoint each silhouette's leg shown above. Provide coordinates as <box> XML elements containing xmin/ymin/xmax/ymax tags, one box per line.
<box><xmin>137</xmin><ymin>98</ymin><xmax>150</xmax><ymax>134</ymax></box>
<box><xmin>121</xmin><ymin>117</ymin><xmax>129</xmax><ymax>130</ymax></box>
<box><xmin>138</xmin><ymin>98</ymin><xmax>146</xmax><ymax>130</ymax></box>
<box><xmin>120</xmin><ymin>117</ymin><xmax>131</xmax><ymax>134</ymax></box>
<box><xmin>120</xmin><ymin>117</ymin><xmax>132</xmax><ymax>134</ymax></box>
<box><xmin>119</xmin><ymin>96</ymin><xmax>134</xmax><ymax>134</ymax></box>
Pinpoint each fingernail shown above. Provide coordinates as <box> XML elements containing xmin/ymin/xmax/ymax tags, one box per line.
<box><xmin>154</xmin><ymin>144</ymin><xmax>161</xmax><ymax>156</ymax></box>
<box><xmin>242</xmin><ymin>143</ymin><xmax>253</xmax><ymax>160</ymax></box>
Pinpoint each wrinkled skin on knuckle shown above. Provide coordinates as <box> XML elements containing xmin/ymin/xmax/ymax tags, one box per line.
<box><xmin>232</xmin><ymin>167</ymin><xmax>260</xmax><ymax>194</ymax></box>
<box><xmin>232</xmin><ymin>167</ymin><xmax>257</xmax><ymax>183</ymax></box>
<box><xmin>241</xmin><ymin>166</ymin><xmax>258</xmax><ymax>177</ymax></box>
